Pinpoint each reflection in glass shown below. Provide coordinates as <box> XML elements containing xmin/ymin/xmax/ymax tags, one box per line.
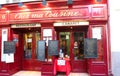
<box><xmin>59</xmin><ymin>32</ymin><xmax>70</xmax><ymax>57</ymax></box>
<box><xmin>92</xmin><ymin>27</ymin><xmax>104</xmax><ymax>62</ymax></box>
<box><xmin>35</xmin><ymin>33</ymin><xmax>41</xmax><ymax>58</ymax></box>
<box><xmin>24</xmin><ymin>33</ymin><xmax>32</xmax><ymax>59</ymax></box>
<box><xmin>74</xmin><ymin>32</ymin><xmax>84</xmax><ymax>60</ymax></box>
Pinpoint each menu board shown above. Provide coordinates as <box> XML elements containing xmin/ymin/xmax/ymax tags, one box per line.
<box><xmin>84</xmin><ymin>38</ymin><xmax>98</xmax><ymax>58</ymax></box>
<box><xmin>4</xmin><ymin>41</ymin><xmax>16</xmax><ymax>54</ymax></box>
<box><xmin>37</xmin><ymin>40</ymin><xmax>46</xmax><ymax>61</ymax></box>
<box><xmin>48</xmin><ymin>40</ymin><xmax>58</xmax><ymax>56</ymax></box>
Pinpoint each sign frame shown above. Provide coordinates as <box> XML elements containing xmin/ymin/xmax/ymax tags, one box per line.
<box><xmin>84</xmin><ymin>38</ymin><xmax>98</xmax><ymax>58</ymax></box>
<box><xmin>4</xmin><ymin>41</ymin><xmax>16</xmax><ymax>54</ymax></box>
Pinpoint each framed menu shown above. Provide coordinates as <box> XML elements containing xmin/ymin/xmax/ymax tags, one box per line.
<box><xmin>48</xmin><ymin>40</ymin><xmax>59</xmax><ymax>56</ymax></box>
<box><xmin>37</xmin><ymin>40</ymin><xmax>46</xmax><ymax>61</ymax></box>
<box><xmin>84</xmin><ymin>38</ymin><xmax>98</xmax><ymax>58</ymax></box>
<box><xmin>4</xmin><ymin>41</ymin><xmax>16</xmax><ymax>54</ymax></box>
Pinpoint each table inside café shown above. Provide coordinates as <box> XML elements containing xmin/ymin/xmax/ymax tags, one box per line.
<box><xmin>54</xmin><ymin>58</ymin><xmax>71</xmax><ymax>76</ymax></box>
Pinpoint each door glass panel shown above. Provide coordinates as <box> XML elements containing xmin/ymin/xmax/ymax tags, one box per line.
<box><xmin>43</xmin><ymin>28</ymin><xmax>53</xmax><ymax>61</ymax></box>
<box><xmin>59</xmin><ymin>32</ymin><xmax>70</xmax><ymax>57</ymax></box>
<box><xmin>24</xmin><ymin>33</ymin><xmax>32</xmax><ymax>59</ymax></box>
<box><xmin>24</xmin><ymin>33</ymin><xmax>41</xmax><ymax>59</ymax></box>
<box><xmin>74</xmin><ymin>32</ymin><xmax>84</xmax><ymax>60</ymax></box>
<box><xmin>35</xmin><ymin>33</ymin><xmax>41</xmax><ymax>59</ymax></box>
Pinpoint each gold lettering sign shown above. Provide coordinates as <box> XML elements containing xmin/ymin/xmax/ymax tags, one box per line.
<box><xmin>54</xmin><ymin>21</ymin><xmax>89</xmax><ymax>26</ymax></box>
<box><xmin>9</xmin><ymin>8</ymin><xmax>89</xmax><ymax>21</ymax></box>
<box><xmin>11</xmin><ymin>23</ymin><xmax>41</xmax><ymax>28</ymax></box>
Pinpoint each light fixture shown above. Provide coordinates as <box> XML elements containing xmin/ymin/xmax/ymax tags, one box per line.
<box><xmin>96</xmin><ymin>0</ymin><xmax>102</xmax><ymax>2</ymax></box>
<box><xmin>0</xmin><ymin>4</ymin><xmax>2</xmax><ymax>9</ymax></box>
<box><xmin>42</xmin><ymin>0</ymin><xmax>46</xmax><ymax>6</ymax></box>
<box><xmin>67</xmin><ymin>0</ymin><xmax>72</xmax><ymax>5</ymax></box>
<box><xmin>6</xmin><ymin>10</ymin><xmax>10</xmax><ymax>13</ymax></box>
<box><xmin>18</xmin><ymin>2</ymin><xmax>23</xmax><ymax>7</ymax></box>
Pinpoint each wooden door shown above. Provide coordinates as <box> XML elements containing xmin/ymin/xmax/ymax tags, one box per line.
<box><xmin>71</xmin><ymin>32</ymin><xmax>87</xmax><ymax>72</ymax></box>
<box><xmin>59</xmin><ymin>32</ymin><xmax>70</xmax><ymax>57</ymax></box>
<box><xmin>22</xmin><ymin>32</ymin><xmax>42</xmax><ymax>71</ymax></box>
<box><xmin>58</xmin><ymin>31</ymin><xmax>87</xmax><ymax>72</ymax></box>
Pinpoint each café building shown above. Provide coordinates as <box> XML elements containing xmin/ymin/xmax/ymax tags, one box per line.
<box><xmin>0</xmin><ymin>0</ymin><xmax>113</xmax><ymax>76</ymax></box>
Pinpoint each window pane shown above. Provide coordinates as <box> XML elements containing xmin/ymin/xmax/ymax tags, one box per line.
<box><xmin>35</xmin><ymin>33</ymin><xmax>41</xmax><ymax>59</ymax></box>
<box><xmin>24</xmin><ymin>33</ymin><xmax>32</xmax><ymax>59</ymax></box>
<box><xmin>92</xmin><ymin>27</ymin><xmax>104</xmax><ymax>62</ymax></box>
<box><xmin>59</xmin><ymin>32</ymin><xmax>70</xmax><ymax>56</ymax></box>
<box><xmin>74</xmin><ymin>32</ymin><xmax>84</xmax><ymax>60</ymax></box>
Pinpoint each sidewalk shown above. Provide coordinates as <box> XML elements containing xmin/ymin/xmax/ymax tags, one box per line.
<box><xmin>12</xmin><ymin>71</ymin><xmax>89</xmax><ymax>76</ymax></box>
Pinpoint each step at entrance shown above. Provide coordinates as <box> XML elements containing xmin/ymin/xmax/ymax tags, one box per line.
<box><xmin>12</xmin><ymin>71</ymin><xmax>89</xmax><ymax>76</ymax></box>
<box><xmin>12</xmin><ymin>71</ymin><xmax>41</xmax><ymax>76</ymax></box>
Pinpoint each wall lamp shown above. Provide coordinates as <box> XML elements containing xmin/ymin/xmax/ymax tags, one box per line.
<box><xmin>0</xmin><ymin>4</ymin><xmax>2</xmax><ymax>9</ymax></box>
<box><xmin>42</xmin><ymin>0</ymin><xmax>47</xmax><ymax>6</ymax></box>
<box><xmin>96</xmin><ymin>0</ymin><xmax>102</xmax><ymax>2</ymax></box>
<box><xmin>18</xmin><ymin>2</ymin><xmax>23</xmax><ymax>7</ymax></box>
<box><xmin>67</xmin><ymin>0</ymin><xmax>73</xmax><ymax>5</ymax></box>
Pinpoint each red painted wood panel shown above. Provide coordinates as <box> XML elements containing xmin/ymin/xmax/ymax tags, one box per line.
<box><xmin>23</xmin><ymin>60</ymin><xmax>42</xmax><ymax>71</ymax></box>
<box><xmin>41</xmin><ymin>62</ymin><xmax>54</xmax><ymax>76</ymax></box>
<box><xmin>71</xmin><ymin>60</ymin><xmax>87</xmax><ymax>72</ymax></box>
<box><xmin>0</xmin><ymin>4</ymin><xmax>107</xmax><ymax>24</ymax></box>
<box><xmin>88</xmin><ymin>25</ymin><xmax>109</xmax><ymax>76</ymax></box>
<box><xmin>91</xmin><ymin>5</ymin><xmax>107</xmax><ymax>20</ymax></box>
<box><xmin>92</xmin><ymin>64</ymin><xmax>107</xmax><ymax>74</ymax></box>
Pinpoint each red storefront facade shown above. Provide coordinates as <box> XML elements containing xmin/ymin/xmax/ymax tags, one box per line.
<box><xmin>0</xmin><ymin>0</ymin><xmax>113</xmax><ymax>76</ymax></box>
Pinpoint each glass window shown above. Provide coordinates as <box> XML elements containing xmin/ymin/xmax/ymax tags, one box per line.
<box><xmin>35</xmin><ymin>33</ymin><xmax>41</xmax><ymax>58</ymax></box>
<box><xmin>92</xmin><ymin>27</ymin><xmax>104</xmax><ymax>62</ymax></box>
<box><xmin>42</xmin><ymin>28</ymin><xmax>53</xmax><ymax>61</ymax></box>
<box><xmin>95</xmin><ymin>40</ymin><xmax>104</xmax><ymax>61</ymax></box>
<box><xmin>74</xmin><ymin>32</ymin><xmax>84</xmax><ymax>60</ymax></box>
<box><xmin>24</xmin><ymin>33</ymin><xmax>32</xmax><ymax>59</ymax></box>
<box><xmin>23</xmin><ymin>33</ymin><xmax>41</xmax><ymax>59</ymax></box>
<box><xmin>59</xmin><ymin>32</ymin><xmax>70</xmax><ymax>56</ymax></box>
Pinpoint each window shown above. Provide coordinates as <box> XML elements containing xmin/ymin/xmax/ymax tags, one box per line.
<box><xmin>23</xmin><ymin>33</ymin><xmax>41</xmax><ymax>59</ymax></box>
<box><xmin>92</xmin><ymin>27</ymin><xmax>104</xmax><ymax>62</ymax></box>
<box><xmin>24</xmin><ymin>33</ymin><xmax>32</xmax><ymax>59</ymax></box>
<box><xmin>74</xmin><ymin>32</ymin><xmax>84</xmax><ymax>60</ymax></box>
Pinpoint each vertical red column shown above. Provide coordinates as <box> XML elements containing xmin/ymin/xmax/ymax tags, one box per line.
<box><xmin>0</xmin><ymin>27</ymin><xmax>12</xmax><ymax>76</ymax></box>
<box><xmin>41</xmin><ymin>23</ymin><xmax>55</xmax><ymax>76</ymax></box>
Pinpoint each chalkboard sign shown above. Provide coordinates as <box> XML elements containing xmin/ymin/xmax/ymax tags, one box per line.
<box><xmin>84</xmin><ymin>38</ymin><xmax>98</xmax><ymax>58</ymax></box>
<box><xmin>37</xmin><ymin>40</ymin><xmax>46</xmax><ymax>61</ymax></box>
<box><xmin>48</xmin><ymin>40</ymin><xmax>58</xmax><ymax>56</ymax></box>
<box><xmin>4</xmin><ymin>41</ymin><xmax>16</xmax><ymax>54</ymax></box>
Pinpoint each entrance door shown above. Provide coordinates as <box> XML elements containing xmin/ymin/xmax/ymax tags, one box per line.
<box><xmin>23</xmin><ymin>32</ymin><xmax>41</xmax><ymax>71</ymax></box>
<box><xmin>59</xmin><ymin>32</ymin><xmax>70</xmax><ymax>57</ymax></box>
<box><xmin>58</xmin><ymin>31</ymin><xmax>87</xmax><ymax>72</ymax></box>
<box><xmin>71</xmin><ymin>32</ymin><xmax>87</xmax><ymax>72</ymax></box>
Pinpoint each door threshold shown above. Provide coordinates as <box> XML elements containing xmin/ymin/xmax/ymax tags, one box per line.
<box><xmin>12</xmin><ymin>71</ymin><xmax>89</xmax><ymax>76</ymax></box>
<box><xmin>12</xmin><ymin>70</ymin><xmax>41</xmax><ymax>76</ymax></box>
